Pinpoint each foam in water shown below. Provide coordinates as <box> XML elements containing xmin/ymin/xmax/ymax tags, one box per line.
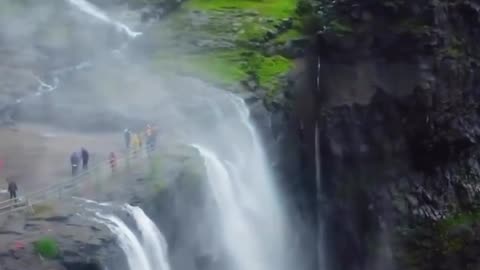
<box><xmin>191</xmin><ymin>95</ymin><xmax>293</xmax><ymax>270</ymax></box>
<box><xmin>96</xmin><ymin>205</ymin><xmax>171</xmax><ymax>270</ymax></box>
<box><xmin>66</xmin><ymin>0</ymin><xmax>142</xmax><ymax>38</ymax></box>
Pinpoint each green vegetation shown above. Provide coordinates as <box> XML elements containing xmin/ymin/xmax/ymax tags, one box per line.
<box><xmin>149</xmin><ymin>0</ymin><xmax>302</xmax><ymax>98</ymax></box>
<box><xmin>184</xmin><ymin>0</ymin><xmax>297</xmax><ymax>18</ymax></box>
<box><xmin>438</xmin><ymin>211</ymin><xmax>480</xmax><ymax>233</ymax></box>
<box><xmin>32</xmin><ymin>203</ymin><xmax>55</xmax><ymax>216</ymax></box>
<box><xmin>237</xmin><ymin>21</ymin><xmax>273</xmax><ymax>42</ymax></box>
<box><xmin>442</xmin><ymin>37</ymin><xmax>465</xmax><ymax>58</ymax></box>
<box><xmin>154</xmin><ymin>50</ymin><xmax>292</xmax><ymax>92</ymax></box>
<box><xmin>33</xmin><ymin>237</ymin><xmax>60</xmax><ymax>259</ymax></box>
<box><xmin>435</xmin><ymin>211</ymin><xmax>479</xmax><ymax>254</ymax></box>
<box><xmin>274</xmin><ymin>28</ymin><xmax>303</xmax><ymax>43</ymax></box>
<box><xmin>154</xmin><ymin>50</ymin><xmax>246</xmax><ymax>85</ymax></box>
<box><xmin>249</xmin><ymin>53</ymin><xmax>292</xmax><ymax>95</ymax></box>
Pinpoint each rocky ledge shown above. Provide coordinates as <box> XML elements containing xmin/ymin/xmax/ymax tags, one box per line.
<box><xmin>0</xmin><ymin>144</ymin><xmax>212</xmax><ymax>270</ymax></box>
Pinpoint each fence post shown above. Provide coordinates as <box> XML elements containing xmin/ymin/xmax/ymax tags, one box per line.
<box><xmin>27</xmin><ymin>198</ymin><xmax>34</xmax><ymax>214</ymax></box>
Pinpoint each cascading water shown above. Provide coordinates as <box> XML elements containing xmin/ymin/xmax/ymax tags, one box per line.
<box><xmin>190</xmin><ymin>94</ymin><xmax>294</xmax><ymax>270</ymax></box>
<box><xmin>66</xmin><ymin>0</ymin><xmax>142</xmax><ymax>38</ymax></box>
<box><xmin>96</xmin><ymin>205</ymin><xmax>171</xmax><ymax>270</ymax></box>
<box><xmin>315</xmin><ymin>56</ymin><xmax>327</xmax><ymax>270</ymax></box>
<box><xmin>124</xmin><ymin>205</ymin><xmax>171</xmax><ymax>270</ymax></box>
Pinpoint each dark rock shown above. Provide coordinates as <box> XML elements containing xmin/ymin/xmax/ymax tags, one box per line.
<box><xmin>44</xmin><ymin>215</ymin><xmax>71</xmax><ymax>223</ymax></box>
<box><xmin>288</xmin><ymin>1</ymin><xmax>480</xmax><ymax>270</ymax></box>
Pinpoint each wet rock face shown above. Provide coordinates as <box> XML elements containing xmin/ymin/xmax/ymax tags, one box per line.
<box><xmin>291</xmin><ymin>1</ymin><xmax>480</xmax><ymax>270</ymax></box>
<box><xmin>63</xmin><ymin>262</ymin><xmax>102</xmax><ymax>270</ymax></box>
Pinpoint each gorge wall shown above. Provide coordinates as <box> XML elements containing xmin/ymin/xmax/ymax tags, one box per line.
<box><xmin>291</xmin><ymin>1</ymin><xmax>480</xmax><ymax>270</ymax></box>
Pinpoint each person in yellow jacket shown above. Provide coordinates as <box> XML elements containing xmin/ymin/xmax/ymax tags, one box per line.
<box><xmin>131</xmin><ymin>133</ymin><xmax>140</xmax><ymax>156</ymax></box>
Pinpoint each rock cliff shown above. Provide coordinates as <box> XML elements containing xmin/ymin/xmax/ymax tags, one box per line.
<box><xmin>291</xmin><ymin>1</ymin><xmax>480</xmax><ymax>270</ymax></box>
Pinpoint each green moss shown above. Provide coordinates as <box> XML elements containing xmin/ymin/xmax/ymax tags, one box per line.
<box><xmin>184</xmin><ymin>0</ymin><xmax>297</xmax><ymax>18</ymax></box>
<box><xmin>435</xmin><ymin>211</ymin><xmax>480</xmax><ymax>254</ymax></box>
<box><xmin>33</xmin><ymin>237</ymin><xmax>59</xmax><ymax>259</ymax></box>
<box><xmin>252</xmin><ymin>54</ymin><xmax>292</xmax><ymax>95</ymax></box>
<box><xmin>438</xmin><ymin>212</ymin><xmax>480</xmax><ymax>233</ymax></box>
<box><xmin>237</xmin><ymin>21</ymin><xmax>272</xmax><ymax>42</ymax></box>
<box><xmin>32</xmin><ymin>203</ymin><xmax>55</xmax><ymax>216</ymax></box>
<box><xmin>153</xmin><ymin>50</ymin><xmax>249</xmax><ymax>85</ymax></box>
<box><xmin>443</xmin><ymin>37</ymin><xmax>465</xmax><ymax>58</ymax></box>
<box><xmin>154</xmin><ymin>50</ymin><xmax>292</xmax><ymax>95</ymax></box>
<box><xmin>274</xmin><ymin>28</ymin><xmax>303</xmax><ymax>43</ymax></box>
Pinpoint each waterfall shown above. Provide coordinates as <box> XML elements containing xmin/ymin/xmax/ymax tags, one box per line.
<box><xmin>314</xmin><ymin>122</ymin><xmax>326</xmax><ymax>270</ymax></box>
<box><xmin>96</xmin><ymin>205</ymin><xmax>171</xmax><ymax>270</ymax></box>
<box><xmin>315</xmin><ymin>56</ymin><xmax>327</xmax><ymax>270</ymax></box>
<box><xmin>124</xmin><ymin>205</ymin><xmax>171</xmax><ymax>270</ymax></box>
<box><xmin>65</xmin><ymin>0</ymin><xmax>142</xmax><ymax>38</ymax></box>
<box><xmin>191</xmin><ymin>94</ymin><xmax>293</xmax><ymax>270</ymax></box>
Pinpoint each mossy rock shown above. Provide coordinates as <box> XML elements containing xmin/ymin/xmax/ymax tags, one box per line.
<box><xmin>33</xmin><ymin>237</ymin><xmax>60</xmax><ymax>259</ymax></box>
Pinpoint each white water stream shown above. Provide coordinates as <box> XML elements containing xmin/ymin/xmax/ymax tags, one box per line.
<box><xmin>66</xmin><ymin>0</ymin><xmax>142</xmax><ymax>38</ymax></box>
<box><xmin>96</xmin><ymin>205</ymin><xmax>171</xmax><ymax>270</ymax></box>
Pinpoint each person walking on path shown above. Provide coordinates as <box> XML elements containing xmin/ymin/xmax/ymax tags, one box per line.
<box><xmin>7</xmin><ymin>179</ymin><xmax>17</xmax><ymax>201</ymax></box>
<box><xmin>146</xmin><ymin>124</ymin><xmax>153</xmax><ymax>152</ymax></box>
<box><xmin>131</xmin><ymin>133</ymin><xmax>140</xmax><ymax>156</ymax></box>
<box><xmin>124</xmin><ymin>129</ymin><xmax>131</xmax><ymax>149</ymax></box>
<box><xmin>81</xmin><ymin>148</ymin><xmax>89</xmax><ymax>170</ymax></box>
<box><xmin>150</xmin><ymin>125</ymin><xmax>158</xmax><ymax>150</ymax></box>
<box><xmin>109</xmin><ymin>152</ymin><xmax>117</xmax><ymax>172</ymax></box>
<box><xmin>70</xmin><ymin>152</ymin><xmax>80</xmax><ymax>176</ymax></box>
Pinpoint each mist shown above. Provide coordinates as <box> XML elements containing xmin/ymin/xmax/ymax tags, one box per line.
<box><xmin>0</xmin><ymin>2</ymin><xmax>312</xmax><ymax>270</ymax></box>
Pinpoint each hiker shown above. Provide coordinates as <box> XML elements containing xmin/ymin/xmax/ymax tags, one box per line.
<box><xmin>138</xmin><ymin>132</ymin><xmax>144</xmax><ymax>148</ymax></box>
<box><xmin>70</xmin><ymin>152</ymin><xmax>80</xmax><ymax>176</ymax></box>
<box><xmin>109</xmin><ymin>152</ymin><xmax>117</xmax><ymax>171</ymax></box>
<box><xmin>81</xmin><ymin>148</ymin><xmax>89</xmax><ymax>170</ymax></box>
<box><xmin>124</xmin><ymin>129</ymin><xmax>131</xmax><ymax>149</ymax></box>
<box><xmin>145</xmin><ymin>124</ymin><xmax>153</xmax><ymax>152</ymax></box>
<box><xmin>7</xmin><ymin>179</ymin><xmax>17</xmax><ymax>201</ymax></box>
<box><xmin>131</xmin><ymin>133</ymin><xmax>140</xmax><ymax>156</ymax></box>
<box><xmin>150</xmin><ymin>125</ymin><xmax>158</xmax><ymax>150</ymax></box>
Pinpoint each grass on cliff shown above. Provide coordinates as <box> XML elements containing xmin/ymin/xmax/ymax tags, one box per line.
<box><xmin>184</xmin><ymin>0</ymin><xmax>297</xmax><ymax>18</ymax></box>
<box><xmin>273</xmin><ymin>28</ymin><xmax>303</xmax><ymax>43</ymax></box>
<box><xmin>33</xmin><ymin>237</ymin><xmax>60</xmax><ymax>259</ymax></box>
<box><xmin>32</xmin><ymin>203</ymin><xmax>55</xmax><ymax>216</ymax></box>
<box><xmin>154</xmin><ymin>50</ymin><xmax>292</xmax><ymax>93</ymax></box>
<box><xmin>438</xmin><ymin>211</ymin><xmax>480</xmax><ymax>233</ymax></box>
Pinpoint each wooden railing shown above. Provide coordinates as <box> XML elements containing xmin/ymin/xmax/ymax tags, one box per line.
<box><xmin>0</xmin><ymin>146</ymin><xmax>156</xmax><ymax>216</ymax></box>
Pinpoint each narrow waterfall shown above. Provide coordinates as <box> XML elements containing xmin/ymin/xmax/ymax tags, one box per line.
<box><xmin>65</xmin><ymin>0</ymin><xmax>142</xmax><ymax>37</ymax></box>
<box><xmin>96</xmin><ymin>205</ymin><xmax>171</xmax><ymax>270</ymax></box>
<box><xmin>315</xmin><ymin>56</ymin><xmax>327</xmax><ymax>270</ymax></box>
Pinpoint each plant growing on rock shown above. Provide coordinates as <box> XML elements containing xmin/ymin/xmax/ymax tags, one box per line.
<box><xmin>33</xmin><ymin>237</ymin><xmax>60</xmax><ymax>259</ymax></box>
